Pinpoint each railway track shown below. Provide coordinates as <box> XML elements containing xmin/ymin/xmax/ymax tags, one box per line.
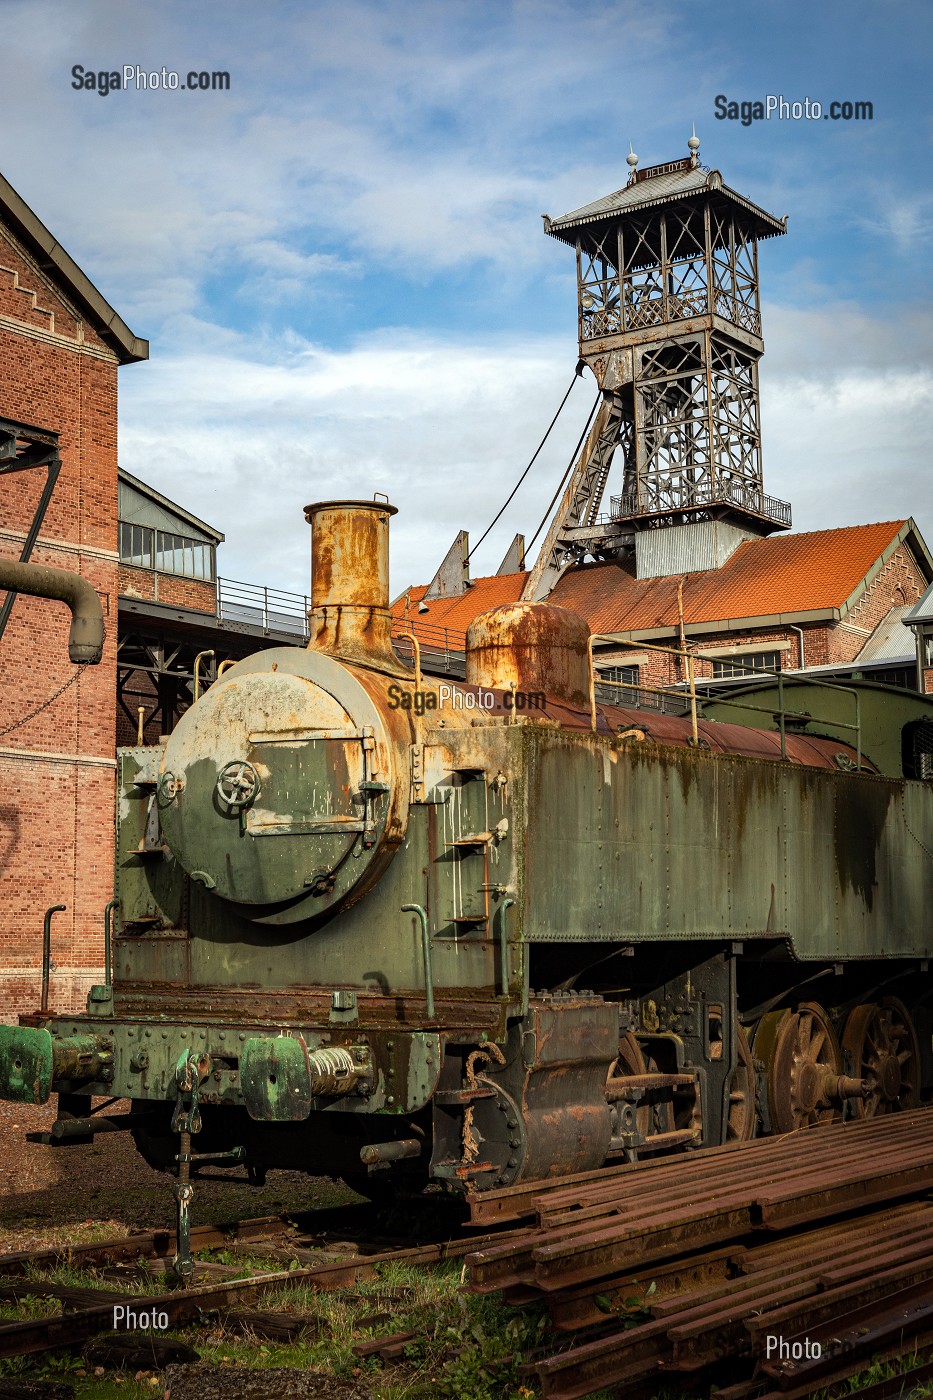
<box><xmin>2</xmin><ymin>1111</ymin><xmax>933</xmax><ymax>1397</ymax></box>
<box><xmin>0</xmin><ymin>1199</ymin><xmax>522</xmax><ymax>1363</ymax></box>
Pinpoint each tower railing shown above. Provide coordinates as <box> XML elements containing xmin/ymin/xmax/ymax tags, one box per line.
<box><xmin>611</xmin><ymin>481</ymin><xmax>791</xmax><ymax>527</ymax></box>
<box><xmin>581</xmin><ymin>288</ymin><xmax>761</xmax><ymax>341</ymax></box>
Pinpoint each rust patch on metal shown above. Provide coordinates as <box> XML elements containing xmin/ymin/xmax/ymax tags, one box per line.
<box><xmin>304</xmin><ymin>499</ymin><xmax>404</xmax><ymax>670</ymax></box>
<box><xmin>833</xmin><ymin>773</ymin><xmax>895</xmax><ymax>910</ymax></box>
<box><xmin>466</xmin><ymin>602</ymin><xmax>591</xmax><ymax>709</ymax></box>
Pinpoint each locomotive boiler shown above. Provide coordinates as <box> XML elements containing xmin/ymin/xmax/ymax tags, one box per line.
<box><xmin>2</xmin><ymin>498</ymin><xmax>932</xmax><ymax>1256</ymax></box>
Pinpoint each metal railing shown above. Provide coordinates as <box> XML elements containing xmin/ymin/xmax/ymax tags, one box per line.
<box><xmin>611</xmin><ymin>482</ymin><xmax>791</xmax><ymax>528</ymax></box>
<box><xmin>212</xmin><ymin>579</ymin><xmax>468</xmax><ymax>676</ymax></box>
<box><xmin>216</xmin><ymin>576</ymin><xmax>311</xmax><ymax>637</ymax></box>
<box><xmin>392</xmin><ymin>619</ymin><xmax>467</xmax><ymax>678</ymax></box>
<box><xmin>593</xmin><ymin>681</ymin><xmax>685</xmax><ymax>715</ymax></box>
<box><xmin>591</xmin><ymin>635</ymin><xmax>863</xmax><ymax>767</ymax></box>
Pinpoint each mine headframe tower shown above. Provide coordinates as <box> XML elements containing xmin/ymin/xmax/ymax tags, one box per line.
<box><xmin>523</xmin><ymin>135</ymin><xmax>791</xmax><ymax>599</ymax></box>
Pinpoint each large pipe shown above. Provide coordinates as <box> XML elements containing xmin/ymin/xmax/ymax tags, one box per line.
<box><xmin>40</xmin><ymin>904</ymin><xmax>66</xmax><ymax>1015</ymax></box>
<box><xmin>0</xmin><ymin>559</ymin><xmax>104</xmax><ymax>664</ymax></box>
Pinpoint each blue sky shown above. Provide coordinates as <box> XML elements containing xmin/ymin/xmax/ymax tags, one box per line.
<box><xmin>3</xmin><ymin>0</ymin><xmax>931</xmax><ymax>593</ymax></box>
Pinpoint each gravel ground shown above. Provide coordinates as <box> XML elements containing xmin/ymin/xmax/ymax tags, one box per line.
<box><xmin>162</xmin><ymin>1364</ymin><xmax>376</xmax><ymax>1399</ymax></box>
<box><xmin>0</xmin><ymin>1097</ymin><xmax>355</xmax><ymax>1253</ymax></box>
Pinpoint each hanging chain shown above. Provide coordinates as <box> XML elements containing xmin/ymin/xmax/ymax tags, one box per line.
<box><xmin>0</xmin><ymin>667</ymin><xmax>83</xmax><ymax>741</ymax></box>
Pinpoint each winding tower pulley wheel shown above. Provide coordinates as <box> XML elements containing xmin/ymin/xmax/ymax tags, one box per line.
<box><xmin>753</xmin><ymin>1002</ymin><xmax>844</xmax><ymax>1134</ymax></box>
<box><xmin>841</xmin><ymin>997</ymin><xmax>921</xmax><ymax>1117</ymax></box>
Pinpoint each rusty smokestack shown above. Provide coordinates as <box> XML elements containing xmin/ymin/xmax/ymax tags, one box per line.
<box><xmin>303</xmin><ymin>498</ymin><xmax>404</xmax><ymax>671</ymax></box>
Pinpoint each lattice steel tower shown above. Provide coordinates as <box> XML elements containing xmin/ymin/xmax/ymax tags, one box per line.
<box><xmin>524</xmin><ymin>134</ymin><xmax>791</xmax><ymax>599</ymax></box>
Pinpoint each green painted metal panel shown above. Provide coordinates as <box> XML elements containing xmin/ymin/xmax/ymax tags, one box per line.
<box><xmin>0</xmin><ymin>1026</ymin><xmax>54</xmax><ymax>1104</ymax></box>
<box><xmin>520</xmin><ymin>727</ymin><xmax>932</xmax><ymax>960</ymax></box>
<box><xmin>240</xmin><ymin>1036</ymin><xmax>312</xmax><ymax>1120</ymax></box>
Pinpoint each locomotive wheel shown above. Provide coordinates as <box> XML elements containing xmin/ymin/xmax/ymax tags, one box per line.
<box><xmin>726</xmin><ymin>1024</ymin><xmax>757</xmax><ymax>1142</ymax></box>
<box><xmin>841</xmin><ymin>997</ymin><xmax>921</xmax><ymax>1117</ymax></box>
<box><xmin>606</xmin><ymin>1031</ymin><xmax>652</xmax><ymax>1139</ymax></box>
<box><xmin>754</xmin><ymin>1002</ymin><xmax>843</xmax><ymax>1134</ymax></box>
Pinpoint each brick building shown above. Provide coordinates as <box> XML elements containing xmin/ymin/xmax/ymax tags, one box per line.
<box><xmin>117</xmin><ymin>469</ymin><xmax>222</xmax><ymax>616</ymax></box>
<box><xmin>548</xmin><ymin>518</ymin><xmax>932</xmax><ymax>694</ymax></box>
<box><xmin>0</xmin><ymin>173</ymin><xmax>147</xmax><ymax>1018</ymax></box>
<box><xmin>395</xmin><ymin>517</ymin><xmax>933</xmax><ymax>698</ymax></box>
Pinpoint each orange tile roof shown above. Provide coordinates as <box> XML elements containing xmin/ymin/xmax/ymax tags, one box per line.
<box><xmin>549</xmin><ymin>521</ymin><xmax>910</xmax><ymax>635</ymax></box>
<box><xmin>392</xmin><ymin>571</ymin><xmax>528</xmax><ymax>647</ymax></box>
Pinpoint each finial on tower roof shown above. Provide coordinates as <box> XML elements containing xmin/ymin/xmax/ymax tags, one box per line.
<box><xmin>626</xmin><ymin>142</ymin><xmax>639</xmax><ymax>184</ymax></box>
<box><xmin>688</xmin><ymin>124</ymin><xmax>700</xmax><ymax>166</ymax></box>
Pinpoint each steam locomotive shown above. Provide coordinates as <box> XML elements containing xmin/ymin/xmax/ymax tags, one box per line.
<box><xmin>3</xmin><ymin>498</ymin><xmax>932</xmax><ymax>1242</ymax></box>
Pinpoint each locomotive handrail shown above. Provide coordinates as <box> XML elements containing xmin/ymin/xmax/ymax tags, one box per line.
<box><xmin>192</xmin><ymin>650</ymin><xmax>215</xmax><ymax>702</ymax></box>
<box><xmin>103</xmin><ymin>900</ymin><xmax>119</xmax><ymax>989</ymax></box>
<box><xmin>593</xmin><ymin>636</ymin><xmax>864</xmax><ymax>769</ymax></box>
<box><xmin>590</xmin><ymin>633</ymin><xmax>699</xmax><ymax>744</ymax></box>
<box><xmin>694</xmin><ymin>676</ymin><xmax>863</xmax><ymax>770</ymax></box>
<box><xmin>498</xmin><ymin>897</ymin><xmax>516</xmax><ymax>1001</ymax></box>
<box><xmin>391</xmin><ymin>618</ymin><xmax>466</xmax><ymax>677</ymax></box>
<box><xmin>401</xmin><ymin>904</ymin><xmax>434</xmax><ymax>1020</ymax></box>
<box><xmin>40</xmin><ymin>905</ymin><xmax>66</xmax><ymax>1015</ymax></box>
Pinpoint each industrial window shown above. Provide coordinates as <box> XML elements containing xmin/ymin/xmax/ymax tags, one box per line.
<box><xmin>154</xmin><ymin>531</ymin><xmax>214</xmax><ymax>580</ymax></box>
<box><xmin>119</xmin><ymin>521</ymin><xmax>154</xmax><ymax>569</ymax></box>
<box><xmin>711</xmin><ymin>651</ymin><xmax>781</xmax><ymax>679</ymax></box>
<box><xmin>119</xmin><ymin>521</ymin><xmax>215</xmax><ymax>581</ymax></box>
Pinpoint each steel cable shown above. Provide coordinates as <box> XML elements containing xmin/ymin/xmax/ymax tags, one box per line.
<box><xmin>465</xmin><ymin>361</ymin><xmax>585</xmax><ymax>563</ymax></box>
<box><xmin>525</xmin><ymin>389</ymin><xmax>602</xmax><ymax>552</ymax></box>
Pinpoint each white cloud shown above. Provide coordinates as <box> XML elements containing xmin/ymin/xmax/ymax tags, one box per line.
<box><xmin>762</xmin><ymin>302</ymin><xmax>932</xmax><ymax>540</ymax></box>
<box><xmin>118</xmin><ymin>330</ymin><xmax>596</xmax><ymax>595</ymax></box>
<box><xmin>0</xmin><ymin>0</ymin><xmax>679</xmax><ymax>331</ymax></box>
<box><xmin>2</xmin><ymin>0</ymin><xmax>928</xmax><ymax>605</ymax></box>
<box><xmin>117</xmin><ymin>293</ymin><xmax>932</xmax><ymax>611</ymax></box>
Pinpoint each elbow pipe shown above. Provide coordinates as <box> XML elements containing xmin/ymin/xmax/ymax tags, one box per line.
<box><xmin>0</xmin><ymin>560</ymin><xmax>104</xmax><ymax>664</ymax></box>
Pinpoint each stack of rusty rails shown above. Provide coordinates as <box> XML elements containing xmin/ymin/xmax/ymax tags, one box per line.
<box><xmin>464</xmin><ymin>1109</ymin><xmax>933</xmax><ymax>1399</ymax></box>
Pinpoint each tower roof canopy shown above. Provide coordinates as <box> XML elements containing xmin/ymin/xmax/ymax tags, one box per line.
<box><xmin>544</xmin><ymin>163</ymin><xmax>786</xmax><ymax>246</ymax></box>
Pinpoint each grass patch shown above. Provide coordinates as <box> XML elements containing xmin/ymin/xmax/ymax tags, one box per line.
<box><xmin>813</xmin><ymin>1345</ymin><xmax>933</xmax><ymax>1396</ymax></box>
<box><xmin>6</xmin><ymin>1253</ymin><xmax>933</xmax><ymax>1400</ymax></box>
<box><xmin>0</xmin><ymin>1293</ymin><xmax>60</xmax><ymax>1320</ymax></box>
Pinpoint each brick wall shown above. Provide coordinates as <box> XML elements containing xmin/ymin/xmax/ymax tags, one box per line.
<box><xmin>824</xmin><ymin>546</ymin><xmax>926</xmax><ymax>664</ymax></box>
<box><xmin>0</xmin><ymin>216</ymin><xmax>134</xmax><ymax>1020</ymax></box>
<box><xmin>599</xmin><ymin>625</ymin><xmax>816</xmax><ymax>690</ymax></box>
<box><xmin>118</xmin><ymin>562</ymin><xmax>216</xmax><ymax>613</ymax></box>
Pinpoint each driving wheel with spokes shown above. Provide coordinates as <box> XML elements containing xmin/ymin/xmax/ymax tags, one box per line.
<box><xmin>841</xmin><ymin>996</ymin><xmax>921</xmax><ymax>1117</ymax></box>
<box><xmin>726</xmin><ymin>1023</ymin><xmax>758</xmax><ymax>1142</ymax></box>
<box><xmin>754</xmin><ymin>1001</ymin><xmax>843</xmax><ymax>1134</ymax></box>
<box><xmin>606</xmin><ymin>1031</ymin><xmax>652</xmax><ymax>1141</ymax></box>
